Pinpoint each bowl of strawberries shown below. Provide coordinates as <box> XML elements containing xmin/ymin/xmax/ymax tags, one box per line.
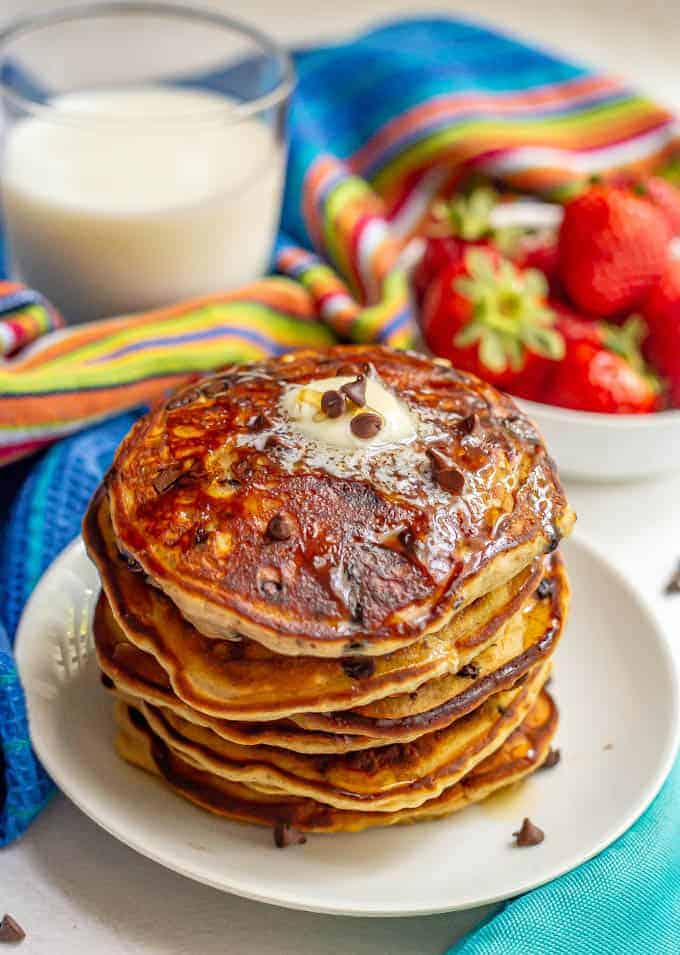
<box><xmin>412</xmin><ymin>177</ymin><xmax>680</xmax><ymax>480</ymax></box>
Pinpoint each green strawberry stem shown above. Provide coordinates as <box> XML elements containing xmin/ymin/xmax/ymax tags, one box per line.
<box><xmin>453</xmin><ymin>249</ymin><xmax>565</xmax><ymax>374</ymax></box>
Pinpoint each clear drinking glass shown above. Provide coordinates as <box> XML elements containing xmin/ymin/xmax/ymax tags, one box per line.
<box><xmin>0</xmin><ymin>3</ymin><xmax>294</xmax><ymax>323</ymax></box>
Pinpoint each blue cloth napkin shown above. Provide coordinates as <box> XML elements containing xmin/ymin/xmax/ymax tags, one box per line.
<box><xmin>1</xmin><ymin>15</ymin><xmax>678</xmax><ymax>954</ymax></box>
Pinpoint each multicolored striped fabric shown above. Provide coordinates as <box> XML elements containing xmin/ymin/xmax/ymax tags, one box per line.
<box><xmin>0</xmin><ymin>18</ymin><xmax>677</xmax><ymax>466</ymax></box>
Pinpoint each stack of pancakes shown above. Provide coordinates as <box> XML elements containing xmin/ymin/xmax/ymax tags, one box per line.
<box><xmin>83</xmin><ymin>346</ymin><xmax>574</xmax><ymax>835</ymax></box>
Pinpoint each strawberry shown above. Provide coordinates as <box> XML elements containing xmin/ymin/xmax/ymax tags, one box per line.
<box><xmin>634</xmin><ymin>176</ymin><xmax>680</xmax><ymax>235</ymax></box>
<box><xmin>544</xmin><ymin>341</ymin><xmax>659</xmax><ymax>414</ymax></box>
<box><xmin>413</xmin><ymin>187</ymin><xmax>498</xmax><ymax>304</ymax></box>
<box><xmin>558</xmin><ymin>185</ymin><xmax>672</xmax><ymax>318</ymax></box>
<box><xmin>514</xmin><ymin>234</ymin><xmax>561</xmax><ymax>295</ymax></box>
<box><xmin>420</xmin><ymin>247</ymin><xmax>564</xmax><ymax>400</ymax></box>
<box><xmin>642</xmin><ymin>257</ymin><xmax>680</xmax><ymax>406</ymax></box>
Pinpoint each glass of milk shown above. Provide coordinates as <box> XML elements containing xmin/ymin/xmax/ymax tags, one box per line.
<box><xmin>0</xmin><ymin>3</ymin><xmax>294</xmax><ymax>323</ymax></box>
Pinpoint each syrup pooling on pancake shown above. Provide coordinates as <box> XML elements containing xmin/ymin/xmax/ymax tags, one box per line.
<box><xmin>106</xmin><ymin>347</ymin><xmax>574</xmax><ymax>655</ymax></box>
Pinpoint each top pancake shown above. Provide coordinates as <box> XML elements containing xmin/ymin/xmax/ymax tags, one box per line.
<box><xmin>106</xmin><ymin>345</ymin><xmax>574</xmax><ymax>657</ymax></box>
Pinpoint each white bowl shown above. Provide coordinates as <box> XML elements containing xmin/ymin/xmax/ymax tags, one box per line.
<box><xmin>518</xmin><ymin>399</ymin><xmax>680</xmax><ymax>481</ymax></box>
<box><xmin>404</xmin><ymin>200</ymin><xmax>680</xmax><ymax>483</ymax></box>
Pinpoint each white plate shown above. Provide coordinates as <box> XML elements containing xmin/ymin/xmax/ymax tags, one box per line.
<box><xmin>15</xmin><ymin>535</ymin><xmax>679</xmax><ymax>917</ymax></box>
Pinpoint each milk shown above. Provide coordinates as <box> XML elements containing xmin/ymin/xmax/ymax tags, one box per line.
<box><xmin>1</xmin><ymin>87</ymin><xmax>286</xmax><ymax>322</ymax></box>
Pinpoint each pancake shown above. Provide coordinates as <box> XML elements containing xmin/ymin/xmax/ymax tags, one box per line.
<box><xmin>114</xmin><ymin>688</ymin><xmax>558</xmax><ymax>832</ymax></box>
<box><xmin>104</xmin><ymin>345</ymin><xmax>575</xmax><ymax>657</ymax></box>
<box><xmin>96</xmin><ymin>552</ymin><xmax>560</xmax><ymax>751</ymax></box>
<box><xmin>111</xmin><ymin>662</ymin><xmax>549</xmax><ymax>813</ymax></box>
<box><xmin>293</xmin><ymin>553</ymin><xmax>567</xmax><ymax>738</ymax></box>
<box><xmin>87</xmin><ymin>486</ymin><xmax>545</xmax><ymax>720</ymax></box>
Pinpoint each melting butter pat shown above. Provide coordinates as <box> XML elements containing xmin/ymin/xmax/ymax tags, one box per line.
<box><xmin>282</xmin><ymin>375</ymin><xmax>417</xmax><ymax>449</ymax></box>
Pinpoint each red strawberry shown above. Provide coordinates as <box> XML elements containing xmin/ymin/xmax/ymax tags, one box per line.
<box><xmin>421</xmin><ymin>247</ymin><xmax>564</xmax><ymax>400</ymax></box>
<box><xmin>642</xmin><ymin>257</ymin><xmax>680</xmax><ymax>406</ymax></box>
<box><xmin>634</xmin><ymin>176</ymin><xmax>680</xmax><ymax>235</ymax></box>
<box><xmin>514</xmin><ymin>235</ymin><xmax>560</xmax><ymax>292</ymax></box>
<box><xmin>413</xmin><ymin>187</ymin><xmax>498</xmax><ymax>303</ymax></box>
<box><xmin>558</xmin><ymin>185</ymin><xmax>672</xmax><ymax>318</ymax></box>
<box><xmin>544</xmin><ymin>341</ymin><xmax>658</xmax><ymax>414</ymax></box>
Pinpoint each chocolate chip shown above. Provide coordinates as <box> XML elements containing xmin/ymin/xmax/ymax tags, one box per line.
<box><xmin>513</xmin><ymin>818</ymin><xmax>545</xmax><ymax>847</ymax></box>
<box><xmin>152</xmin><ymin>463</ymin><xmax>185</xmax><ymax>494</ymax></box>
<box><xmin>350</xmin><ymin>412</ymin><xmax>382</xmax><ymax>439</ymax></box>
<box><xmin>321</xmin><ymin>389</ymin><xmax>345</xmax><ymax>418</ymax></box>
<box><xmin>128</xmin><ymin>707</ymin><xmax>147</xmax><ymax>731</ymax></box>
<box><xmin>264</xmin><ymin>434</ymin><xmax>288</xmax><ymax>450</ymax></box>
<box><xmin>545</xmin><ymin>531</ymin><xmax>561</xmax><ymax>553</ymax></box>
<box><xmin>541</xmin><ymin>748</ymin><xmax>561</xmax><ymax>769</ymax></box>
<box><xmin>274</xmin><ymin>821</ymin><xmax>307</xmax><ymax>848</ymax></box>
<box><xmin>167</xmin><ymin>389</ymin><xmax>198</xmax><ymax>410</ymax></box>
<box><xmin>100</xmin><ymin>673</ymin><xmax>114</xmax><ymax>690</ymax></box>
<box><xmin>665</xmin><ymin>561</ymin><xmax>680</xmax><ymax>595</ymax></box>
<box><xmin>435</xmin><ymin>467</ymin><xmax>465</xmax><ymax>494</ymax></box>
<box><xmin>118</xmin><ymin>550</ymin><xmax>143</xmax><ymax>573</ymax></box>
<box><xmin>200</xmin><ymin>378</ymin><xmax>229</xmax><ymax>397</ymax></box>
<box><xmin>0</xmin><ymin>914</ymin><xmax>25</xmax><ymax>943</ymax></box>
<box><xmin>194</xmin><ymin>526</ymin><xmax>208</xmax><ymax>546</ymax></box>
<box><xmin>536</xmin><ymin>578</ymin><xmax>554</xmax><ymax>600</ymax></box>
<box><xmin>456</xmin><ymin>413</ymin><xmax>479</xmax><ymax>435</ymax></box>
<box><xmin>337</xmin><ymin>363</ymin><xmax>358</xmax><ymax>377</ymax></box>
<box><xmin>340</xmin><ymin>375</ymin><xmax>367</xmax><ymax>408</ymax></box>
<box><xmin>344</xmin><ymin>641</ymin><xmax>365</xmax><ymax>653</ymax></box>
<box><xmin>342</xmin><ymin>657</ymin><xmax>376</xmax><ymax>680</ymax></box>
<box><xmin>457</xmin><ymin>662</ymin><xmax>480</xmax><ymax>679</ymax></box>
<box><xmin>398</xmin><ymin>527</ymin><xmax>415</xmax><ymax>550</ymax></box>
<box><xmin>257</xmin><ymin>567</ymin><xmax>282</xmax><ymax>599</ymax></box>
<box><xmin>267</xmin><ymin>513</ymin><xmax>293</xmax><ymax>541</ymax></box>
<box><xmin>251</xmin><ymin>412</ymin><xmax>271</xmax><ymax>431</ymax></box>
<box><xmin>228</xmin><ymin>640</ymin><xmax>246</xmax><ymax>661</ymax></box>
<box><xmin>426</xmin><ymin>447</ymin><xmax>450</xmax><ymax>471</ymax></box>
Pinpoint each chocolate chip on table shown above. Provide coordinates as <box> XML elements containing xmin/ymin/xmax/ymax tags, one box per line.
<box><xmin>512</xmin><ymin>818</ymin><xmax>545</xmax><ymax>847</ymax></box>
<box><xmin>321</xmin><ymin>389</ymin><xmax>345</xmax><ymax>418</ymax></box>
<box><xmin>267</xmin><ymin>513</ymin><xmax>293</xmax><ymax>541</ymax></box>
<box><xmin>536</xmin><ymin>578</ymin><xmax>554</xmax><ymax>600</ymax></box>
<box><xmin>350</xmin><ymin>412</ymin><xmax>382</xmax><ymax>439</ymax></box>
<box><xmin>0</xmin><ymin>913</ymin><xmax>26</xmax><ymax>943</ymax></box>
<box><xmin>342</xmin><ymin>657</ymin><xmax>376</xmax><ymax>680</ymax></box>
<box><xmin>541</xmin><ymin>748</ymin><xmax>561</xmax><ymax>769</ymax></box>
<box><xmin>152</xmin><ymin>463</ymin><xmax>185</xmax><ymax>494</ymax></box>
<box><xmin>456</xmin><ymin>662</ymin><xmax>480</xmax><ymax>679</ymax></box>
<box><xmin>273</xmin><ymin>821</ymin><xmax>307</xmax><ymax>848</ymax></box>
<box><xmin>340</xmin><ymin>375</ymin><xmax>367</xmax><ymax>408</ymax></box>
<box><xmin>664</xmin><ymin>561</ymin><xmax>680</xmax><ymax>595</ymax></box>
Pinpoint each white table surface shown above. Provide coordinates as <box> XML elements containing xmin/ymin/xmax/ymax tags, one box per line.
<box><xmin>2</xmin><ymin>2</ymin><xmax>680</xmax><ymax>953</ymax></box>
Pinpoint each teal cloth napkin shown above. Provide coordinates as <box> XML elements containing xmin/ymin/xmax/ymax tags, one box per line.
<box><xmin>449</xmin><ymin>758</ymin><xmax>679</xmax><ymax>954</ymax></box>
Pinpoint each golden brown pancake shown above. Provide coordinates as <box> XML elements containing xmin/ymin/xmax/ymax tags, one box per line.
<box><xmin>87</xmin><ymin>486</ymin><xmax>547</xmax><ymax>720</ymax></box>
<box><xmin>104</xmin><ymin>346</ymin><xmax>575</xmax><ymax>657</ymax></box>
<box><xmin>96</xmin><ymin>553</ymin><xmax>560</xmax><ymax>751</ymax></box>
<box><xmin>293</xmin><ymin>553</ymin><xmax>567</xmax><ymax>738</ymax></box>
<box><xmin>114</xmin><ymin>688</ymin><xmax>558</xmax><ymax>832</ymax></box>
<box><xmin>109</xmin><ymin>663</ymin><xmax>549</xmax><ymax>812</ymax></box>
